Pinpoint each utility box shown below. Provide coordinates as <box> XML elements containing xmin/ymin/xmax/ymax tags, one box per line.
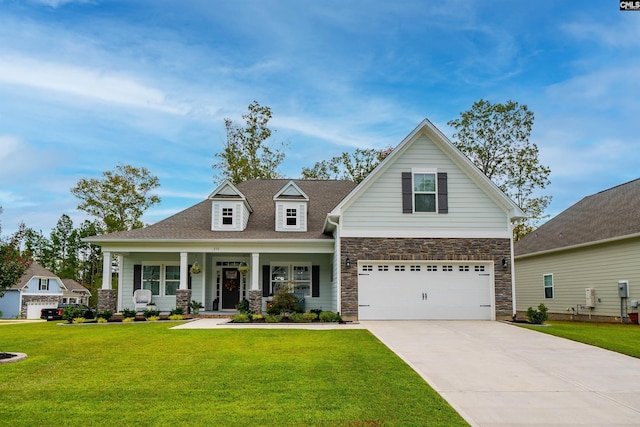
<box><xmin>585</xmin><ymin>288</ymin><xmax>596</xmax><ymax>308</ymax></box>
<box><xmin>618</xmin><ymin>281</ymin><xmax>629</xmax><ymax>298</ymax></box>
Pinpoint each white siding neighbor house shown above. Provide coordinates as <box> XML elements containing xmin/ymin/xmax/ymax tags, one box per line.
<box><xmin>514</xmin><ymin>179</ymin><xmax>640</xmax><ymax>323</ymax></box>
<box><xmin>88</xmin><ymin>119</ymin><xmax>523</xmax><ymax>321</ymax></box>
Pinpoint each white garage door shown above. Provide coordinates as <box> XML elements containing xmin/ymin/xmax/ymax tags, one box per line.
<box><xmin>26</xmin><ymin>302</ymin><xmax>57</xmax><ymax>319</ymax></box>
<box><xmin>358</xmin><ymin>262</ymin><xmax>493</xmax><ymax>320</ymax></box>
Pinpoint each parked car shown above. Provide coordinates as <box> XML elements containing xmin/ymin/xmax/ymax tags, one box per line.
<box><xmin>40</xmin><ymin>304</ymin><xmax>95</xmax><ymax>321</ymax></box>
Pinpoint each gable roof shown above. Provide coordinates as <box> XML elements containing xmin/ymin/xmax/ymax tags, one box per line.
<box><xmin>88</xmin><ymin>179</ymin><xmax>356</xmax><ymax>242</ymax></box>
<box><xmin>515</xmin><ymin>178</ymin><xmax>640</xmax><ymax>257</ymax></box>
<box><xmin>11</xmin><ymin>262</ymin><xmax>58</xmax><ymax>290</ymax></box>
<box><xmin>61</xmin><ymin>279</ymin><xmax>91</xmax><ymax>296</ymax></box>
<box><xmin>329</xmin><ymin>118</ymin><xmax>524</xmax><ymax>220</ymax></box>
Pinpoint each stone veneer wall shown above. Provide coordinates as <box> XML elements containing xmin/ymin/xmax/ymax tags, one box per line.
<box><xmin>340</xmin><ymin>237</ymin><xmax>513</xmax><ymax>321</ymax></box>
<box><xmin>176</xmin><ymin>289</ymin><xmax>192</xmax><ymax>313</ymax></box>
<box><xmin>248</xmin><ymin>290</ymin><xmax>262</xmax><ymax>314</ymax></box>
<box><xmin>97</xmin><ymin>289</ymin><xmax>117</xmax><ymax>313</ymax></box>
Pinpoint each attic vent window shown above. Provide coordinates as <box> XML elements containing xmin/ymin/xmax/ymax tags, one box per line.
<box><xmin>222</xmin><ymin>208</ymin><xmax>233</xmax><ymax>225</ymax></box>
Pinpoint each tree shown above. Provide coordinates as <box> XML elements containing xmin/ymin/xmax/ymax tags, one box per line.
<box><xmin>447</xmin><ymin>99</ymin><xmax>551</xmax><ymax>240</ymax></box>
<box><xmin>213</xmin><ymin>101</ymin><xmax>287</xmax><ymax>184</ymax></box>
<box><xmin>301</xmin><ymin>146</ymin><xmax>393</xmax><ymax>184</ymax></box>
<box><xmin>0</xmin><ymin>208</ymin><xmax>31</xmax><ymax>297</ymax></box>
<box><xmin>71</xmin><ymin>164</ymin><xmax>161</xmax><ymax>233</ymax></box>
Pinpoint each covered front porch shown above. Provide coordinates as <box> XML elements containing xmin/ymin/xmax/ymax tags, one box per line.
<box><xmin>98</xmin><ymin>248</ymin><xmax>337</xmax><ymax>316</ymax></box>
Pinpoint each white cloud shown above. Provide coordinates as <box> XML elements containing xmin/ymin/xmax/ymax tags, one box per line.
<box><xmin>0</xmin><ymin>55</ymin><xmax>190</xmax><ymax>114</ymax></box>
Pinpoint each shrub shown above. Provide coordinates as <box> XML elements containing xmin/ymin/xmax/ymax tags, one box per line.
<box><xmin>143</xmin><ymin>308</ymin><xmax>160</xmax><ymax>319</ymax></box>
<box><xmin>526</xmin><ymin>303</ymin><xmax>549</xmax><ymax>324</ymax></box>
<box><xmin>250</xmin><ymin>313</ymin><xmax>264</xmax><ymax>321</ymax></box>
<box><xmin>121</xmin><ymin>308</ymin><xmax>136</xmax><ymax>319</ymax></box>
<box><xmin>319</xmin><ymin>311</ymin><xmax>342</xmax><ymax>323</ymax></box>
<box><xmin>189</xmin><ymin>300</ymin><xmax>203</xmax><ymax>314</ymax></box>
<box><xmin>146</xmin><ymin>316</ymin><xmax>160</xmax><ymax>322</ymax></box>
<box><xmin>232</xmin><ymin>313</ymin><xmax>250</xmax><ymax>323</ymax></box>
<box><xmin>235</xmin><ymin>299</ymin><xmax>251</xmax><ymax>314</ymax></box>
<box><xmin>122</xmin><ymin>317</ymin><xmax>135</xmax><ymax>323</ymax></box>
<box><xmin>265</xmin><ymin>314</ymin><xmax>282</xmax><ymax>323</ymax></box>
<box><xmin>170</xmin><ymin>307</ymin><xmax>184</xmax><ymax>316</ymax></box>
<box><xmin>290</xmin><ymin>312</ymin><xmax>317</xmax><ymax>323</ymax></box>
<box><xmin>63</xmin><ymin>305</ymin><xmax>85</xmax><ymax>323</ymax></box>
<box><xmin>267</xmin><ymin>289</ymin><xmax>300</xmax><ymax>315</ymax></box>
<box><xmin>97</xmin><ymin>317</ymin><xmax>108</xmax><ymax>324</ymax></box>
<box><xmin>72</xmin><ymin>317</ymin><xmax>86</xmax><ymax>324</ymax></box>
<box><xmin>97</xmin><ymin>310</ymin><xmax>113</xmax><ymax>321</ymax></box>
<box><xmin>168</xmin><ymin>314</ymin><xmax>184</xmax><ymax>320</ymax></box>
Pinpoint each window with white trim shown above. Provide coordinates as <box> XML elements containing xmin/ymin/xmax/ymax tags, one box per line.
<box><xmin>143</xmin><ymin>264</ymin><xmax>181</xmax><ymax>296</ymax></box>
<box><xmin>222</xmin><ymin>207</ymin><xmax>234</xmax><ymax>225</ymax></box>
<box><xmin>413</xmin><ymin>172</ymin><xmax>437</xmax><ymax>212</ymax></box>
<box><xmin>543</xmin><ymin>274</ymin><xmax>554</xmax><ymax>299</ymax></box>
<box><xmin>270</xmin><ymin>263</ymin><xmax>312</xmax><ymax>297</ymax></box>
<box><xmin>286</xmin><ymin>208</ymin><xmax>297</xmax><ymax>226</ymax></box>
<box><xmin>39</xmin><ymin>278</ymin><xmax>49</xmax><ymax>291</ymax></box>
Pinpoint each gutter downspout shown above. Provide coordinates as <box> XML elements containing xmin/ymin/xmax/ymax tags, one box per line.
<box><xmin>326</xmin><ymin>215</ymin><xmax>341</xmax><ymax>313</ymax></box>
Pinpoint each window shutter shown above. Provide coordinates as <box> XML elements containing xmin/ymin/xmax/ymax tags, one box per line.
<box><xmin>262</xmin><ymin>265</ymin><xmax>270</xmax><ymax>297</ymax></box>
<box><xmin>312</xmin><ymin>265</ymin><xmax>320</xmax><ymax>298</ymax></box>
<box><xmin>437</xmin><ymin>172</ymin><xmax>448</xmax><ymax>214</ymax></box>
<box><xmin>133</xmin><ymin>264</ymin><xmax>142</xmax><ymax>293</ymax></box>
<box><xmin>402</xmin><ymin>172</ymin><xmax>413</xmax><ymax>213</ymax></box>
<box><xmin>188</xmin><ymin>265</ymin><xmax>192</xmax><ymax>290</ymax></box>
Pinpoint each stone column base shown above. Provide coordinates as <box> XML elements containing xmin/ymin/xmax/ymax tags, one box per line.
<box><xmin>176</xmin><ymin>289</ymin><xmax>192</xmax><ymax>313</ymax></box>
<box><xmin>98</xmin><ymin>289</ymin><xmax>117</xmax><ymax>313</ymax></box>
<box><xmin>248</xmin><ymin>290</ymin><xmax>262</xmax><ymax>314</ymax></box>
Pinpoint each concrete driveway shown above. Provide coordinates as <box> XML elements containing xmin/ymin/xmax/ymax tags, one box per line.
<box><xmin>363</xmin><ymin>321</ymin><xmax>640</xmax><ymax>427</ymax></box>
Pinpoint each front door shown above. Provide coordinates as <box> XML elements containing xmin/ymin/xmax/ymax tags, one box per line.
<box><xmin>221</xmin><ymin>268</ymin><xmax>240</xmax><ymax>309</ymax></box>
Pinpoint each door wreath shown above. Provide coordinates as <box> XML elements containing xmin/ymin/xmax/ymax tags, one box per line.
<box><xmin>224</xmin><ymin>280</ymin><xmax>237</xmax><ymax>292</ymax></box>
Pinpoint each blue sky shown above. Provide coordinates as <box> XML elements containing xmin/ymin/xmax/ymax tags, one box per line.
<box><xmin>1</xmin><ymin>0</ymin><xmax>638</xmax><ymax>235</ymax></box>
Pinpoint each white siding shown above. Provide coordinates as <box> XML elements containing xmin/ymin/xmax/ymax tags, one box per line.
<box><xmin>275</xmin><ymin>201</ymin><xmax>307</xmax><ymax>232</ymax></box>
<box><xmin>211</xmin><ymin>201</ymin><xmax>248</xmax><ymax>231</ymax></box>
<box><xmin>342</xmin><ymin>134</ymin><xmax>509</xmax><ymax>235</ymax></box>
<box><xmin>515</xmin><ymin>238</ymin><xmax>640</xmax><ymax>318</ymax></box>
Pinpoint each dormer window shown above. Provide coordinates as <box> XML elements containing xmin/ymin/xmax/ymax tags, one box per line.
<box><xmin>222</xmin><ymin>207</ymin><xmax>234</xmax><ymax>225</ymax></box>
<box><xmin>286</xmin><ymin>208</ymin><xmax>298</xmax><ymax>226</ymax></box>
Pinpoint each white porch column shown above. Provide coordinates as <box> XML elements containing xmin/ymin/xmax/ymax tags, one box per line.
<box><xmin>180</xmin><ymin>252</ymin><xmax>188</xmax><ymax>290</ymax></box>
<box><xmin>101</xmin><ymin>251</ymin><xmax>112</xmax><ymax>289</ymax></box>
<box><xmin>251</xmin><ymin>252</ymin><xmax>260</xmax><ymax>290</ymax></box>
<box><xmin>117</xmin><ymin>254</ymin><xmax>124</xmax><ymax>312</ymax></box>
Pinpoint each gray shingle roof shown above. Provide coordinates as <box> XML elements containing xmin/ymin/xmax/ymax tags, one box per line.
<box><xmin>11</xmin><ymin>262</ymin><xmax>58</xmax><ymax>290</ymax></box>
<box><xmin>515</xmin><ymin>178</ymin><xmax>640</xmax><ymax>257</ymax></box>
<box><xmin>61</xmin><ymin>279</ymin><xmax>91</xmax><ymax>296</ymax></box>
<box><xmin>91</xmin><ymin>179</ymin><xmax>357</xmax><ymax>241</ymax></box>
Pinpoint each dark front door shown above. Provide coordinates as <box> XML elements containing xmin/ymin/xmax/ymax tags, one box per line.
<box><xmin>221</xmin><ymin>268</ymin><xmax>240</xmax><ymax>309</ymax></box>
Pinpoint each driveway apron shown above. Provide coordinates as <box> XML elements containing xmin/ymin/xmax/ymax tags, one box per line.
<box><xmin>362</xmin><ymin>320</ymin><xmax>640</xmax><ymax>427</ymax></box>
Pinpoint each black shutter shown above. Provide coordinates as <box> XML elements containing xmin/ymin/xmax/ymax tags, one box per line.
<box><xmin>437</xmin><ymin>172</ymin><xmax>448</xmax><ymax>214</ymax></box>
<box><xmin>312</xmin><ymin>265</ymin><xmax>320</xmax><ymax>298</ymax></box>
<box><xmin>402</xmin><ymin>172</ymin><xmax>413</xmax><ymax>213</ymax></box>
<box><xmin>133</xmin><ymin>264</ymin><xmax>142</xmax><ymax>293</ymax></box>
<box><xmin>262</xmin><ymin>265</ymin><xmax>270</xmax><ymax>297</ymax></box>
<box><xmin>188</xmin><ymin>265</ymin><xmax>192</xmax><ymax>290</ymax></box>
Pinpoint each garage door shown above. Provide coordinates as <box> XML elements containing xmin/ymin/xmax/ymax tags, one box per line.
<box><xmin>358</xmin><ymin>262</ymin><xmax>493</xmax><ymax>320</ymax></box>
<box><xmin>26</xmin><ymin>302</ymin><xmax>57</xmax><ymax>319</ymax></box>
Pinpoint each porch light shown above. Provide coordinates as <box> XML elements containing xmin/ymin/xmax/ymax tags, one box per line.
<box><xmin>502</xmin><ymin>258</ymin><xmax>508</xmax><ymax>269</ymax></box>
<box><xmin>345</xmin><ymin>258</ymin><xmax>351</xmax><ymax>268</ymax></box>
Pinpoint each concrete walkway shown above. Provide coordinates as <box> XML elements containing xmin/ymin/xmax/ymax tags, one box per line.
<box><xmin>363</xmin><ymin>320</ymin><xmax>640</xmax><ymax>427</ymax></box>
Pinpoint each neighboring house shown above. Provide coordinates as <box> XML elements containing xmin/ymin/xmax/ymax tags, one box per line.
<box><xmin>88</xmin><ymin>119</ymin><xmax>523</xmax><ymax>321</ymax></box>
<box><xmin>514</xmin><ymin>178</ymin><xmax>640</xmax><ymax>322</ymax></box>
<box><xmin>0</xmin><ymin>262</ymin><xmax>91</xmax><ymax>319</ymax></box>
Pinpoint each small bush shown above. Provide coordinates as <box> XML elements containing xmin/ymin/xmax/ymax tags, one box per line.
<box><xmin>168</xmin><ymin>314</ymin><xmax>184</xmax><ymax>321</ymax></box>
<box><xmin>265</xmin><ymin>314</ymin><xmax>282</xmax><ymax>323</ymax></box>
<box><xmin>170</xmin><ymin>307</ymin><xmax>184</xmax><ymax>316</ymax></box>
<box><xmin>72</xmin><ymin>317</ymin><xmax>86</xmax><ymax>324</ymax></box>
<box><xmin>63</xmin><ymin>305</ymin><xmax>85</xmax><ymax>323</ymax></box>
<box><xmin>290</xmin><ymin>312</ymin><xmax>317</xmax><ymax>323</ymax></box>
<box><xmin>146</xmin><ymin>316</ymin><xmax>160</xmax><ymax>322</ymax></box>
<box><xmin>235</xmin><ymin>299</ymin><xmax>251</xmax><ymax>314</ymax></box>
<box><xmin>267</xmin><ymin>289</ymin><xmax>300</xmax><ymax>315</ymax></box>
<box><xmin>97</xmin><ymin>310</ymin><xmax>113</xmax><ymax>321</ymax></box>
<box><xmin>122</xmin><ymin>317</ymin><xmax>135</xmax><ymax>323</ymax></box>
<box><xmin>232</xmin><ymin>313</ymin><xmax>250</xmax><ymax>323</ymax></box>
<box><xmin>97</xmin><ymin>317</ymin><xmax>108</xmax><ymax>324</ymax></box>
<box><xmin>143</xmin><ymin>309</ymin><xmax>160</xmax><ymax>318</ymax></box>
<box><xmin>121</xmin><ymin>308</ymin><xmax>136</xmax><ymax>319</ymax></box>
<box><xmin>526</xmin><ymin>303</ymin><xmax>549</xmax><ymax>324</ymax></box>
<box><xmin>250</xmin><ymin>313</ymin><xmax>264</xmax><ymax>321</ymax></box>
<box><xmin>319</xmin><ymin>311</ymin><xmax>342</xmax><ymax>323</ymax></box>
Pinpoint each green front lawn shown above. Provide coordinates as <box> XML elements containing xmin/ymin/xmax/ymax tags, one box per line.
<box><xmin>0</xmin><ymin>322</ymin><xmax>467</xmax><ymax>427</ymax></box>
<box><xmin>520</xmin><ymin>321</ymin><xmax>640</xmax><ymax>358</ymax></box>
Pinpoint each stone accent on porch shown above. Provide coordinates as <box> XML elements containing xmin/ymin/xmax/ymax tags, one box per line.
<box><xmin>97</xmin><ymin>289</ymin><xmax>117</xmax><ymax>313</ymax></box>
<box><xmin>248</xmin><ymin>290</ymin><xmax>262</xmax><ymax>314</ymax></box>
<box><xmin>176</xmin><ymin>289</ymin><xmax>192</xmax><ymax>313</ymax></box>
